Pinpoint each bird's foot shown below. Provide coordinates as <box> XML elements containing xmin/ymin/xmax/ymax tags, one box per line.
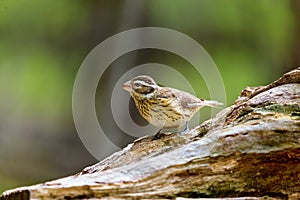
<box><xmin>178</xmin><ymin>122</ymin><xmax>190</xmax><ymax>135</ymax></box>
<box><xmin>179</xmin><ymin>127</ymin><xmax>190</xmax><ymax>135</ymax></box>
<box><xmin>152</xmin><ymin>129</ymin><xmax>163</xmax><ymax>140</ymax></box>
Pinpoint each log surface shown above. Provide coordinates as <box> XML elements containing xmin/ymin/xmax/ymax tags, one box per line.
<box><xmin>1</xmin><ymin>68</ymin><xmax>300</xmax><ymax>200</ymax></box>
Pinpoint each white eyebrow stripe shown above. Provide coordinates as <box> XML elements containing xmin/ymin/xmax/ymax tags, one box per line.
<box><xmin>134</xmin><ymin>80</ymin><xmax>153</xmax><ymax>87</ymax></box>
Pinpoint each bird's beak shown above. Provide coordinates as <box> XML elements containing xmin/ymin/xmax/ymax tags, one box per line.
<box><xmin>122</xmin><ymin>81</ymin><xmax>132</xmax><ymax>91</ymax></box>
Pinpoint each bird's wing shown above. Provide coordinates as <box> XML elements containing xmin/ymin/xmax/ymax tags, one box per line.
<box><xmin>150</xmin><ymin>87</ymin><xmax>184</xmax><ymax>117</ymax></box>
<box><xmin>160</xmin><ymin>87</ymin><xmax>223</xmax><ymax>108</ymax></box>
<box><xmin>159</xmin><ymin>87</ymin><xmax>202</xmax><ymax>108</ymax></box>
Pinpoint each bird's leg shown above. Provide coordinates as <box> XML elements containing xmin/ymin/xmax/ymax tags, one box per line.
<box><xmin>179</xmin><ymin>121</ymin><xmax>190</xmax><ymax>135</ymax></box>
<box><xmin>152</xmin><ymin>129</ymin><xmax>163</xmax><ymax>140</ymax></box>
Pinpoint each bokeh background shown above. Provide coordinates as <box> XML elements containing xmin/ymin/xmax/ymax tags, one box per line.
<box><xmin>0</xmin><ymin>0</ymin><xmax>299</xmax><ymax>193</ymax></box>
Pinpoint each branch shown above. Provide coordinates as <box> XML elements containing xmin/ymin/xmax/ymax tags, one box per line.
<box><xmin>1</xmin><ymin>68</ymin><xmax>300</xmax><ymax>200</ymax></box>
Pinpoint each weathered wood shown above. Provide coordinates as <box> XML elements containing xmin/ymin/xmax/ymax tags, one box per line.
<box><xmin>1</xmin><ymin>68</ymin><xmax>300</xmax><ymax>200</ymax></box>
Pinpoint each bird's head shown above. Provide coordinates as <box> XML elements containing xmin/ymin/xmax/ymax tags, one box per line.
<box><xmin>122</xmin><ymin>75</ymin><xmax>158</xmax><ymax>95</ymax></box>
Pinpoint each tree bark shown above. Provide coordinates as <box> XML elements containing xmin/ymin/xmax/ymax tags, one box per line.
<box><xmin>1</xmin><ymin>68</ymin><xmax>300</xmax><ymax>200</ymax></box>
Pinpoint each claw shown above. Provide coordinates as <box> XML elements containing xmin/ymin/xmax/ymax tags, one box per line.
<box><xmin>152</xmin><ymin>129</ymin><xmax>163</xmax><ymax>140</ymax></box>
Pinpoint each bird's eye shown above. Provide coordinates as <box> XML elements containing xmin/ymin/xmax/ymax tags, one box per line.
<box><xmin>134</xmin><ymin>83</ymin><xmax>142</xmax><ymax>87</ymax></box>
<box><xmin>134</xmin><ymin>85</ymin><xmax>154</xmax><ymax>95</ymax></box>
<box><xmin>131</xmin><ymin>79</ymin><xmax>157</xmax><ymax>95</ymax></box>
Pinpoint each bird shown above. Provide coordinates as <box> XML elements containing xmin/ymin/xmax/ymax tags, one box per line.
<box><xmin>122</xmin><ymin>75</ymin><xmax>223</xmax><ymax>139</ymax></box>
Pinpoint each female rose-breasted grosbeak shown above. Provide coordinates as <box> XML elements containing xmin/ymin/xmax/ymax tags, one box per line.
<box><xmin>122</xmin><ymin>75</ymin><xmax>222</xmax><ymax>138</ymax></box>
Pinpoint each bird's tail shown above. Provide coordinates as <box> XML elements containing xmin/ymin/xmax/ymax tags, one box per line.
<box><xmin>203</xmin><ymin>100</ymin><xmax>223</xmax><ymax>108</ymax></box>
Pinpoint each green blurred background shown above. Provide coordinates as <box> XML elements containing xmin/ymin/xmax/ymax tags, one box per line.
<box><xmin>0</xmin><ymin>0</ymin><xmax>299</xmax><ymax>193</ymax></box>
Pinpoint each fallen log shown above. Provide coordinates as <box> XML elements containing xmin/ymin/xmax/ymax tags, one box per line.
<box><xmin>1</xmin><ymin>68</ymin><xmax>300</xmax><ymax>200</ymax></box>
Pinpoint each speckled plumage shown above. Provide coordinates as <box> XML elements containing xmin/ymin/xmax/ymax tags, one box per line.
<box><xmin>122</xmin><ymin>75</ymin><xmax>222</xmax><ymax>132</ymax></box>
